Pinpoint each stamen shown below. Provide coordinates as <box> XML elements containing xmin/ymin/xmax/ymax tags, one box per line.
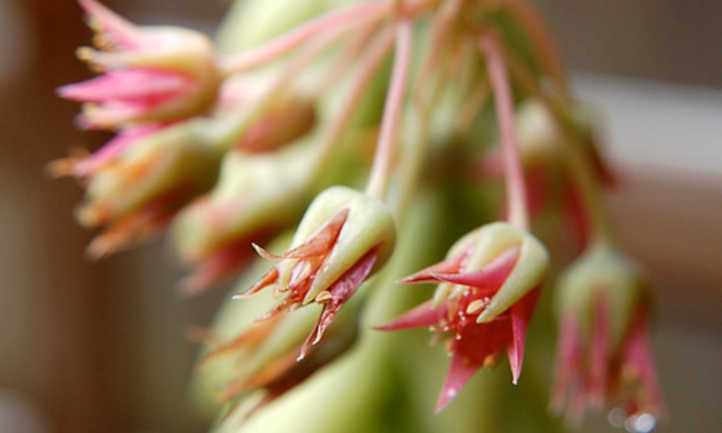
<box><xmin>466</xmin><ymin>299</ymin><xmax>486</xmax><ymax>315</ymax></box>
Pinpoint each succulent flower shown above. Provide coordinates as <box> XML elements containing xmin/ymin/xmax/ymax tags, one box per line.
<box><xmin>551</xmin><ymin>243</ymin><xmax>664</xmax><ymax>427</ymax></box>
<box><xmin>57</xmin><ymin>0</ymin><xmax>221</xmax><ymax>129</ymax></box>
<box><xmin>242</xmin><ymin>186</ymin><xmax>395</xmax><ymax>359</ymax></box>
<box><xmin>381</xmin><ymin>222</ymin><xmax>549</xmax><ymax>411</ymax></box>
<box><xmin>73</xmin><ymin>119</ymin><xmax>221</xmax><ymax>258</ymax></box>
<box><xmin>51</xmin><ymin>0</ymin><xmax>668</xmax><ymax>430</ymax></box>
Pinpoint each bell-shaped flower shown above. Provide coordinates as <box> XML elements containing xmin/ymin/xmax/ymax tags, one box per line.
<box><xmin>380</xmin><ymin>222</ymin><xmax>549</xmax><ymax>411</ymax></box>
<box><xmin>73</xmin><ymin>119</ymin><xmax>221</xmax><ymax>258</ymax></box>
<box><xmin>57</xmin><ymin>0</ymin><xmax>220</xmax><ymax>129</ymax></box>
<box><xmin>551</xmin><ymin>243</ymin><xmax>664</xmax><ymax>426</ymax></box>
<box><xmin>171</xmin><ymin>145</ymin><xmax>314</xmax><ymax>295</ymax></box>
<box><xmin>241</xmin><ymin>186</ymin><xmax>395</xmax><ymax>359</ymax></box>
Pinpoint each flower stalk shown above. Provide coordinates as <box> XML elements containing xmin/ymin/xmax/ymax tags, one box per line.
<box><xmin>479</xmin><ymin>33</ymin><xmax>530</xmax><ymax>231</ymax></box>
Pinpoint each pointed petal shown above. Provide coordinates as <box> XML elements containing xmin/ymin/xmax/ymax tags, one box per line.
<box><xmin>587</xmin><ymin>296</ymin><xmax>610</xmax><ymax>406</ymax></box>
<box><xmin>397</xmin><ymin>254</ymin><xmax>465</xmax><ymax>284</ymax></box>
<box><xmin>73</xmin><ymin>124</ymin><xmax>163</xmax><ymax>176</ymax></box>
<box><xmin>550</xmin><ymin>313</ymin><xmax>582</xmax><ymax>412</ymax></box>
<box><xmin>430</xmin><ymin>245</ymin><xmax>520</xmax><ymax>289</ymax></box>
<box><xmin>620</xmin><ymin>314</ymin><xmax>665</xmax><ymax>415</ymax></box>
<box><xmin>58</xmin><ymin>69</ymin><xmax>188</xmax><ymax>104</ymax></box>
<box><xmin>506</xmin><ymin>286</ymin><xmax>540</xmax><ymax>384</ymax></box>
<box><xmin>436</xmin><ymin>353</ymin><xmax>481</xmax><ymax>413</ymax></box>
<box><xmin>78</xmin><ymin>0</ymin><xmax>142</xmax><ymax>49</ymax></box>
<box><xmin>299</xmin><ymin>249</ymin><xmax>377</xmax><ymax>359</ymax></box>
<box><xmin>180</xmin><ymin>241</ymin><xmax>254</xmax><ymax>297</ymax></box>
<box><xmin>76</xmin><ymin>102</ymin><xmax>147</xmax><ymax>129</ymax></box>
<box><xmin>197</xmin><ymin>317</ymin><xmax>280</xmax><ymax>367</ymax></box>
<box><xmin>376</xmin><ymin>300</ymin><xmax>447</xmax><ymax>331</ymax></box>
<box><xmin>239</xmin><ymin>267</ymin><xmax>279</xmax><ymax>298</ymax></box>
<box><xmin>283</xmin><ymin>208</ymin><xmax>349</xmax><ymax>259</ymax></box>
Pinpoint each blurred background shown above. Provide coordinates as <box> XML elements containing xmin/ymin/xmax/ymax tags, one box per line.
<box><xmin>1</xmin><ymin>1</ymin><xmax>720</xmax><ymax>432</ymax></box>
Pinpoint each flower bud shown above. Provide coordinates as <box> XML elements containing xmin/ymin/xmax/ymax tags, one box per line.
<box><xmin>171</xmin><ymin>145</ymin><xmax>314</xmax><ymax>294</ymax></box>
<box><xmin>75</xmin><ymin>119</ymin><xmax>220</xmax><ymax>257</ymax></box>
<box><xmin>244</xmin><ymin>186</ymin><xmax>395</xmax><ymax>358</ymax></box>
<box><xmin>57</xmin><ymin>0</ymin><xmax>221</xmax><ymax>128</ymax></box>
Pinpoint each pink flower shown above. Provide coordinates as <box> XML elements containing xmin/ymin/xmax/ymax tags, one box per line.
<box><xmin>57</xmin><ymin>0</ymin><xmax>220</xmax><ymax>129</ymax></box>
<box><xmin>551</xmin><ymin>245</ymin><xmax>664</xmax><ymax>427</ymax></box>
<box><xmin>552</xmin><ymin>299</ymin><xmax>664</xmax><ymax>427</ymax></box>
<box><xmin>380</xmin><ymin>222</ymin><xmax>549</xmax><ymax>412</ymax></box>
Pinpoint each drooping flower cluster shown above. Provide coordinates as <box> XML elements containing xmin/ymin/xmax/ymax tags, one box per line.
<box><xmin>54</xmin><ymin>1</ymin><xmax>665</xmax><ymax>432</ymax></box>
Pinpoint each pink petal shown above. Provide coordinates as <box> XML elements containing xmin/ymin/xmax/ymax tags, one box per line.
<box><xmin>550</xmin><ymin>313</ymin><xmax>582</xmax><ymax>412</ymax></box>
<box><xmin>621</xmin><ymin>315</ymin><xmax>665</xmax><ymax>415</ymax></box>
<box><xmin>397</xmin><ymin>254</ymin><xmax>466</xmax><ymax>284</ymax></box>
<box><xmin>75</xmin><ymin>103</ymin><xmax>147</xmax><ymax>129</ymax></box>
<box><xmin>58</xmin><ymin>69</ymin><xmax>189</xmax><ymax>104</ymax></box>
<box><xmin>179</xmin><ymin>240</ymin><xmax>255</xmax><ymax>296</ymax></box>
<box><xmin>506</xmin><ymin>286</ymin><xmax>540</xmax><ymax>384</ymax></box>
<box><xmin>376</xmin><ymin>300</ymin><xmax>447</xmax><ymax>331</ymax></box>
<box><xmin>79</xmin><ymin>0</ymin><xmax>143</xmax><ymax>49</ymax></box>
<box><xmin>589</xmin><ymin>296</ymin><xmax>610</xmax><ymax>403</ymax></box>
<box><xmin>436</xmin><ymin>353</ymin><xmax>482</xmax><ymax>413</ymax></box>
<box><xmin>428</xmin><ymin>245</ymin><xmax>520</xmax><ymax>289</ymax></box>
<box><xmin>73</xmin><ymin>123</ymin><xmax>164</xmax><ymax>176</ymax></box>
<box><xmin>299</xmin><ymin>249</ymin><xmax>377</xmax><ymax>359</ymax></box>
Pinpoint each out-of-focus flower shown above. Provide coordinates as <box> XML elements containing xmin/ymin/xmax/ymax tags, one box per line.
<box><xmin>551</xmin><ymin>243</ymin><xmax>664</xmax><ymax>427</ymax></box>
<box><xmin>57</xmin><ymin>0</ymin><xmax>220</xmax><ymax>129</ymax></box>
<box><xmin>380</xmin><ymin>222</ymin><xmax>548</xmax><ymax>411</ymax></box>
<box><xmin>473</xmin><ymin>100</ymin><xmax>615</xmax><ymax>249</ymax></box>
<box><xmin>73</xmin><ymin>119</ymin><xmax>221</xmax><ymax>258</ymax></box>
<box><xmin>242</xmin><ymin>186</ymin><xmax>395</xmax><ymax>359</ymax></box>
<box><xmin>171</xmin><ymin>145</ymin><xmax>314</xmax><ymax>295</ymax></box>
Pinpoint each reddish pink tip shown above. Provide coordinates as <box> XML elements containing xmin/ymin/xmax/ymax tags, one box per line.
<box><xmin>375</xmin><ymin>301</ymin><xmax>446</xmax><ymax>331</ymax></box>
<box><xmin>436</xmin><ymin>354</ymin><xmax>481</xmax><ymax>413</ymax></box>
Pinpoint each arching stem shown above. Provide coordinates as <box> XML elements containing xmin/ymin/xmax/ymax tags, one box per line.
<box><xmin>479</xmin><ymin>33</ymin><xmax>529</xmax><ymax>231</ymax></box>
<box><xmin>218</xmin><ymin>1</ymin><xmax>391</xmax><ymax>76</ymax></box>
<box><xmin>499</xmin><ymin>40</ymin><xmax>613</xmax><ymax>244</ymax></box>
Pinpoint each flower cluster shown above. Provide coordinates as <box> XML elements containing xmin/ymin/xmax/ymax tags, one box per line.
<box><xmin>54</xmin><ymin>1</ymin><xmax>664</xmax><ymax>432</ymax></box>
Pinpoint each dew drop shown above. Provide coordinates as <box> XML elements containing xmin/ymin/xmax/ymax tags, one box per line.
<box><xmin>624</xmin><ymin>413</ymin><xmax>656</xmax><ymax>433</ymax></box>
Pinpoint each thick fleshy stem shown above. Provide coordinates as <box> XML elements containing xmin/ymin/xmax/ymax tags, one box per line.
<box><xmin>308</xmin><ymin>27</ymin><xmax>396</xmax><ymax>179</ymax></box>
<box><xmin>499</xmin><ymin>41</ymin><xmax>614</xmax><ymax>243</ymax></box>
<box><xmin>217</xmin><ymin>1</ymin><xmax>392</xmax><ymax>76</ymax></box>
<box><xmin>366</xmin><ymin>20</ymin><xmax>413</xmax><ymax>199</ymax></box>
<box><xmin>498</xmin><ymin>0</ymin><xmax>567</xmax><ymax>89</ymax></box>
<box><xmin>479</xmin><ymin>34</ymin><xmax>529</xmax><ymax>231</ymax></box>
